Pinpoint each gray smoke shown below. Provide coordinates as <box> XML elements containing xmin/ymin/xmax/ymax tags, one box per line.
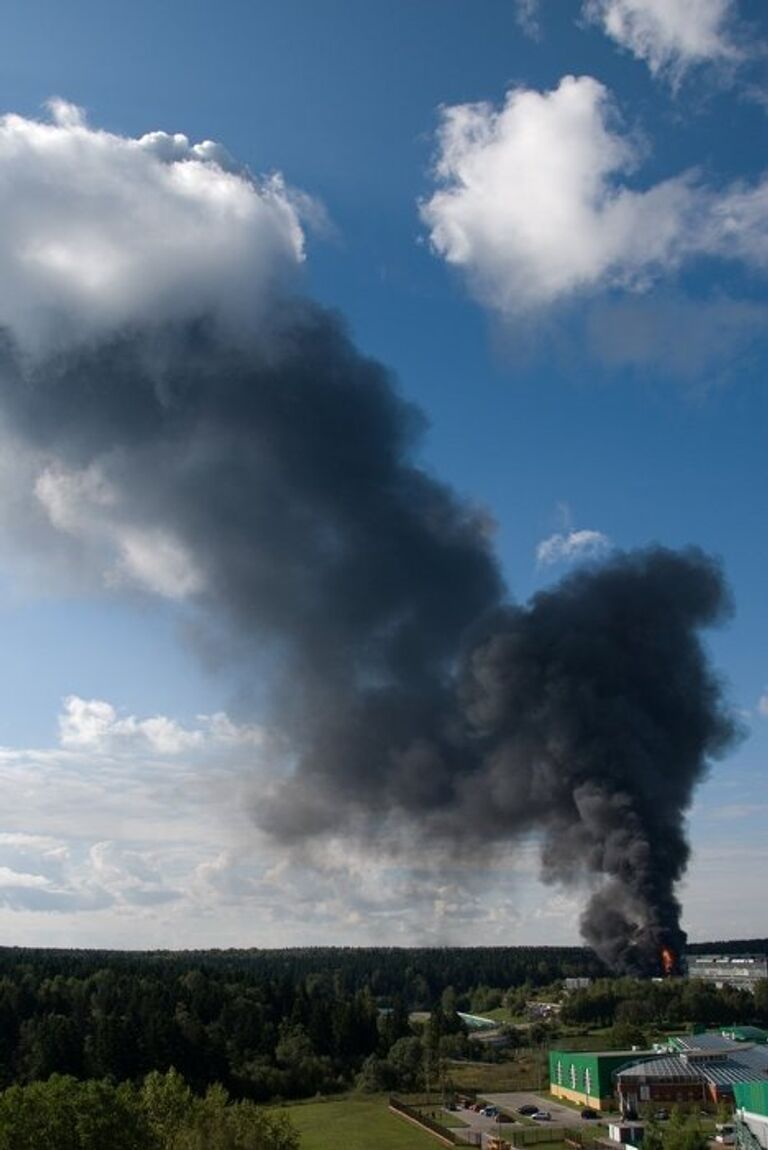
<box><xmin>0</xmin><ymin>309</ymin><xmax>736</xmax><ymax>971</ymax></box>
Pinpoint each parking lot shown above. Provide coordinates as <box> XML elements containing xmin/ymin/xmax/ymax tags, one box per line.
<box><xmin>479</xmin><ymin>1091</ymin><xmax>610</xmax><ymax>1126</ymax></box>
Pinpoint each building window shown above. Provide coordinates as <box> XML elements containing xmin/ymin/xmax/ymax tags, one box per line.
<box><xmin>570</xmin><ymin>1065</ymin><xmax>577</xmax><ymax>1090</ymax></box>
<box><xmin>585</xmin><ymin>1070</ymin><xmax>592</xmax><ymax>1096</ymax></box>
<box><xmin>557</xmin><ymin>1061</ymin><xmax>563</xmax><ymax>1086</ymax></box>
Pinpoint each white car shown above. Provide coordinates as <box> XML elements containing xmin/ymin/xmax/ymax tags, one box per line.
<box><xmin>532</xmin><ymin>1111</ymin><xmax>551</xmax><ymax>1121</ymax></box>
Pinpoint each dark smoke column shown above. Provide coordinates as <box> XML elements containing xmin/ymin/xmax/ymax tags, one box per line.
<box><xmin>462</xmin><ymin>548</ymin><xmax>737</xmax><ymax>974</ymax></box>
<box><xmin>1</xmin><ymin>319</ymin><xmax>736</xmax><ymax>974</ymax></box>
<box><xmin>0</xmin><ymin>105</ymin><xmax>739</xmax><ymax>972</ymax></box>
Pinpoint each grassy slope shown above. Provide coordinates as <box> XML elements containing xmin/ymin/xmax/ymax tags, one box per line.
<box><xmin>284</xmin><ymin>1097</ymin><xmax>443</xmax><ymax>1150</ymax></box>
<box><xmin>446</xmin><ymin>1055</ymin><xmax>547</xmax><ymax>1092</ymax></box>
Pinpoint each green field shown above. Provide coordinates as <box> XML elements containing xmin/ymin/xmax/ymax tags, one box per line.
<box><xmin>446</xmin><ymin>1054</ymin><xmax>547</xmax><ymax>1093</ymax></box>
<box><xmin>284</xmin><ymin>1096</ymin><xmax>444</xmax><ymax>1150</ymax></box>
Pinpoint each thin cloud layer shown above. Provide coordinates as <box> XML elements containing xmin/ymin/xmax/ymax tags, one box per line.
<box><xmin>583</xmin><ymin>0</ymin><xmax>740</xmax><ymax>79</ymax></box>
<box><xmin>422</xmin><ymin>74</ymin><xmax>768</xmax><ymax>316</ymax></box>
<box><xmin>514</xmin><ymin>0</ymin><xmax>542</xmax><ymax>39</ymax></box>
<box><xmin>536</xmin><ymin>529</ymin><xmax>611</xmax><ymax>567</ymax></box>
<box><xmin>0</xmin><ymin>100</ymin><xmax>305</xmax><ymax>353</ymax></box>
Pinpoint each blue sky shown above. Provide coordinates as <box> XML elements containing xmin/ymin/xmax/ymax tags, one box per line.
<box><xmin>0</xmin><ymin>0</ymin><xmax>764</xmax><ymax>950</ymax></box>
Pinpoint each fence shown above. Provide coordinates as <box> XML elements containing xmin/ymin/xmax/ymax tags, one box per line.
<box><xmin>510</xmin><ymin>1126</ymin><xmax>600</xmax><ymax>1150</ymax></box>
<box><xmin>389</xmin><ymin>1095</ymin><xmax>457</xmax><ymax>1146</ymax></box>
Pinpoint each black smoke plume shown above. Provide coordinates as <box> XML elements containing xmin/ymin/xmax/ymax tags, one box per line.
<box><xmin>0</xmin><ymin>308</ymin><xmax>736</xmax><ymax>971</ymax></box>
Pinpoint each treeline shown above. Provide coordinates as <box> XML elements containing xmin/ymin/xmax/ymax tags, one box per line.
<box><xmin>0</xmin><ymin>964</ymin><xmax>384</xmax><ymax>1099</ymax></box>
<box><xmin>560</xmin><ymin>976</ymin><xmax>768</xmax><ymax>1034</ymax></box>
<box><xmin>0</xmin><ymin>1069</ymin><xmax>297</xmax><ymax>1150</ymax></box>
<box><xmin>0</xmin><ymin>945</ymin><xmax>607</xmax><ymax>998</ymax></box>
<box><xmin>0</xmin><ymin>946</ymin><xmax>597</xmax><ymax>1101</ymax></box>
<box><xmin>0</xmin><ymin>945</ymin><xmax>764</xmax><ymax>1105</ymax></box>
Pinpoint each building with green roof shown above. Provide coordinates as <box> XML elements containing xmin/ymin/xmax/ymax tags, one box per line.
<box><xmin>722</xmin><ymin>1027</ymin><xmax>768</xmax><ymax>1045</ymax></box>
<box><xmin>549</xmin><ymin>1050</ymin><xmax>656</xmax><ymax>1111</ymax></box>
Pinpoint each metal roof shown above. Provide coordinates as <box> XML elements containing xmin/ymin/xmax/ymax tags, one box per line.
<box><xmin>672</xmin><ymin>1033</ymin><xmax>742</xmax><ymax>1053</ymax></box>
<box><xmin>617</xmin><ymin>1057</ymin><xmax>702</xmax><ymax>1082</ymax></box>
<box><xmin>732</xmin><ymin>1049</ymin><xmax>768</xmax><ymax>1073</ymax></box>
<box><xmin>702</xmin><ymin>1063</ymin><xmax>768</xmax><ymax>1088</ymax></box>
<box><xmin>616</xmin><ymin>1049</ymin><xmax>768</xmax><ymax>1091</ymax></box>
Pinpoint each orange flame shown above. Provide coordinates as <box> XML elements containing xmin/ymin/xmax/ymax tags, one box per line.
<box><xmin>661</xmin><ymin>946</ymin><xmax>675</xmax><ymax>976</ymax></box>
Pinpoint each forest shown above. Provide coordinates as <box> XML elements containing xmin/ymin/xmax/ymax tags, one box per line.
<box><xmin>0</xmin><ymin>941</ymin><xmax>764</xmax><ymax>1145</ymax></box>
<box><xmin>0</xmin><ymin>944</ymin><xmax>765</xmax><ymax>1095</ymax></box>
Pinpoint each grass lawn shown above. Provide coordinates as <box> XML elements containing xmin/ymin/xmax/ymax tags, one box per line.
<box><xmin>283</xmin><ymin>1096</ymin><xmax>444</xmax><ymax>1150</ymax></box>
<box><xmin>446</xmin><ymin>1054</ymin><xmax>548</xmax><ymax>1093</ymax></box>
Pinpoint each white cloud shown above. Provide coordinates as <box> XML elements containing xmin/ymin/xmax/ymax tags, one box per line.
<box><xmin>0</xmin><ymin>696</ymin><xmax>759</xmax><ymax>946</ymax></box>
<box><xmin>422</xmin><ymin>74</ymin><xmax>768</xmax><ymax>317</ymax></box>
<box><xmin>583</xmin><ymin>0</ymin><xmax>740</xmax><ymax>79</ymax></box>
<box><xmin>536</xmin><ymin>529</ymin><xmax>611</xmax><ymax>567</ymax></box>
<box><xmin>0</xmin><ymin>100</ymin><xmax>308</xmax><ymax>353</ymax></box>
<box><xmin>58</xmin><ymin>694</ymin><xmax>263</xmax><ymax>755</ymax></box>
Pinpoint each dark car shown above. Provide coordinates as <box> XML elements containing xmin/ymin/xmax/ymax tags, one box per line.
<box><xmin>655</xmin><ymin>1110</ymin><xmax>670</xmax><ymax>1121</ymax></box>
<box><xmin>581</xmin><ymin>1108</ymin><xmax>599</xmax><ymax>1119</ymax></box>
<box><xmin>519</xmin><ymin>1105</ymin><xmax>539</xmax><ymax>1116</ymax></box>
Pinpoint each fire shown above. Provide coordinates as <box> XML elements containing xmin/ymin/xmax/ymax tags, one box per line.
<box><xmin>661</xmin><ymin>946</ymin><xmax>675</xmax><ymax>976</ymax></box>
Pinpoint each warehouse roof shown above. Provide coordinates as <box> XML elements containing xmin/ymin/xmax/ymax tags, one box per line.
<box><xmin>723</xmin><ymin>1027</ymin><xmax>768</xmax><ymax>1044</ymax></box>
<box><xmin>617</xmin><ymin>1057</ymin><xmax>702</xmax><ymax>1082</ymax></box>
<box><xmin>702</xmin><ymin>1061</ymin><xmax>768</xmax><ymax>1088</ymax></box>
<box><xmin>731</xmin><ymin>1048</ymin><xmax>768</xmax><ymax>1073</ymax></box>
<box><xmin>616</xmin><ymin>1048</ymin><xmax>768</xmax><ymax>1093</ymax></box>
<box><xmin>670</xmin><ymin>1033</ymin><xmax>741</xmax><ymax>1053</ymax></box>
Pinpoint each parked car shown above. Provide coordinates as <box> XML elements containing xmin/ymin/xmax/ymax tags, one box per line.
<box><xmin>532</xmin><ymin>1111</ymin><xmax>551</xmax><ymax>1121</ymax></box>
<box><xmin>655</xmin><ymin>1110</ymin><xmax>670</xmax><ymax>1121</ymax></box>
<box><xmin>518</xmin><ymin>1105</ymin><xmax>539</xmax><ymax>1116</ymax></box>
<box><xmin>483</xmin><ymin>1107</ymin><xmax>499</xmax><ymax>1118</ymax></box>
<box><xmin>581</xmin><ymin>1108</ymin><xmax>599</xmax><ymax>1119</ymax></box>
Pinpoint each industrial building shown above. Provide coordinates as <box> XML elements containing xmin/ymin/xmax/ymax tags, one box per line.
<box><xmin>734</xmin><ymin>1082</ymin><xmax>768</xmax><ymax>1150</ymax></box>
<box><xmin>617</xmin><ymin>1033</ymin><xmax>768</xmax><ymax>1110</ymax></box>
<box><xmin>549</xmin><ymin>1050</ymin><xmax>656</xmax><ymax>1110</ymax></box>
<box><xmin>551</xmin><ymin>1035</ymin><xmax>768</xmax><ymax>1114</ymax></box>
<box><xmin>722</xmin><ymin>1028</ymin><xmax>768</xmax><ymax>1045</ymax></box>
<box><xmin>687</xmin><ymin>955</ymin><xmax>768</xmax><ymax>992</ymax></box>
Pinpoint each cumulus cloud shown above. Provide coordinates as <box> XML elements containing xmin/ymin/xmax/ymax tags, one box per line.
<box><xmin>583</xmin><ymin>0</ymin><xmax>740</xmax><ymax>79</ymax></box>
<box><xmin>0</xmin><ymin>693</ymin><xmax>752</xmax><ymax>948</ymax></box>
<box><xmin>422</xmin><ymin>74</ymin><xmax>768</xmax><ymax>316</ymax></box>
<box><xmin>58</xmin><ymin>694</ymin><xmax>263</xmax><ymax>755</ymax></box>
<box><xmin>0</xmin><ymin>100</ymin><xmax>306</xmax><ymax>352</ymax></box>
<box><xmin>536</xmin><ymin>528</ymin><xmax>611</xmax><ymax>567</ymax></box>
